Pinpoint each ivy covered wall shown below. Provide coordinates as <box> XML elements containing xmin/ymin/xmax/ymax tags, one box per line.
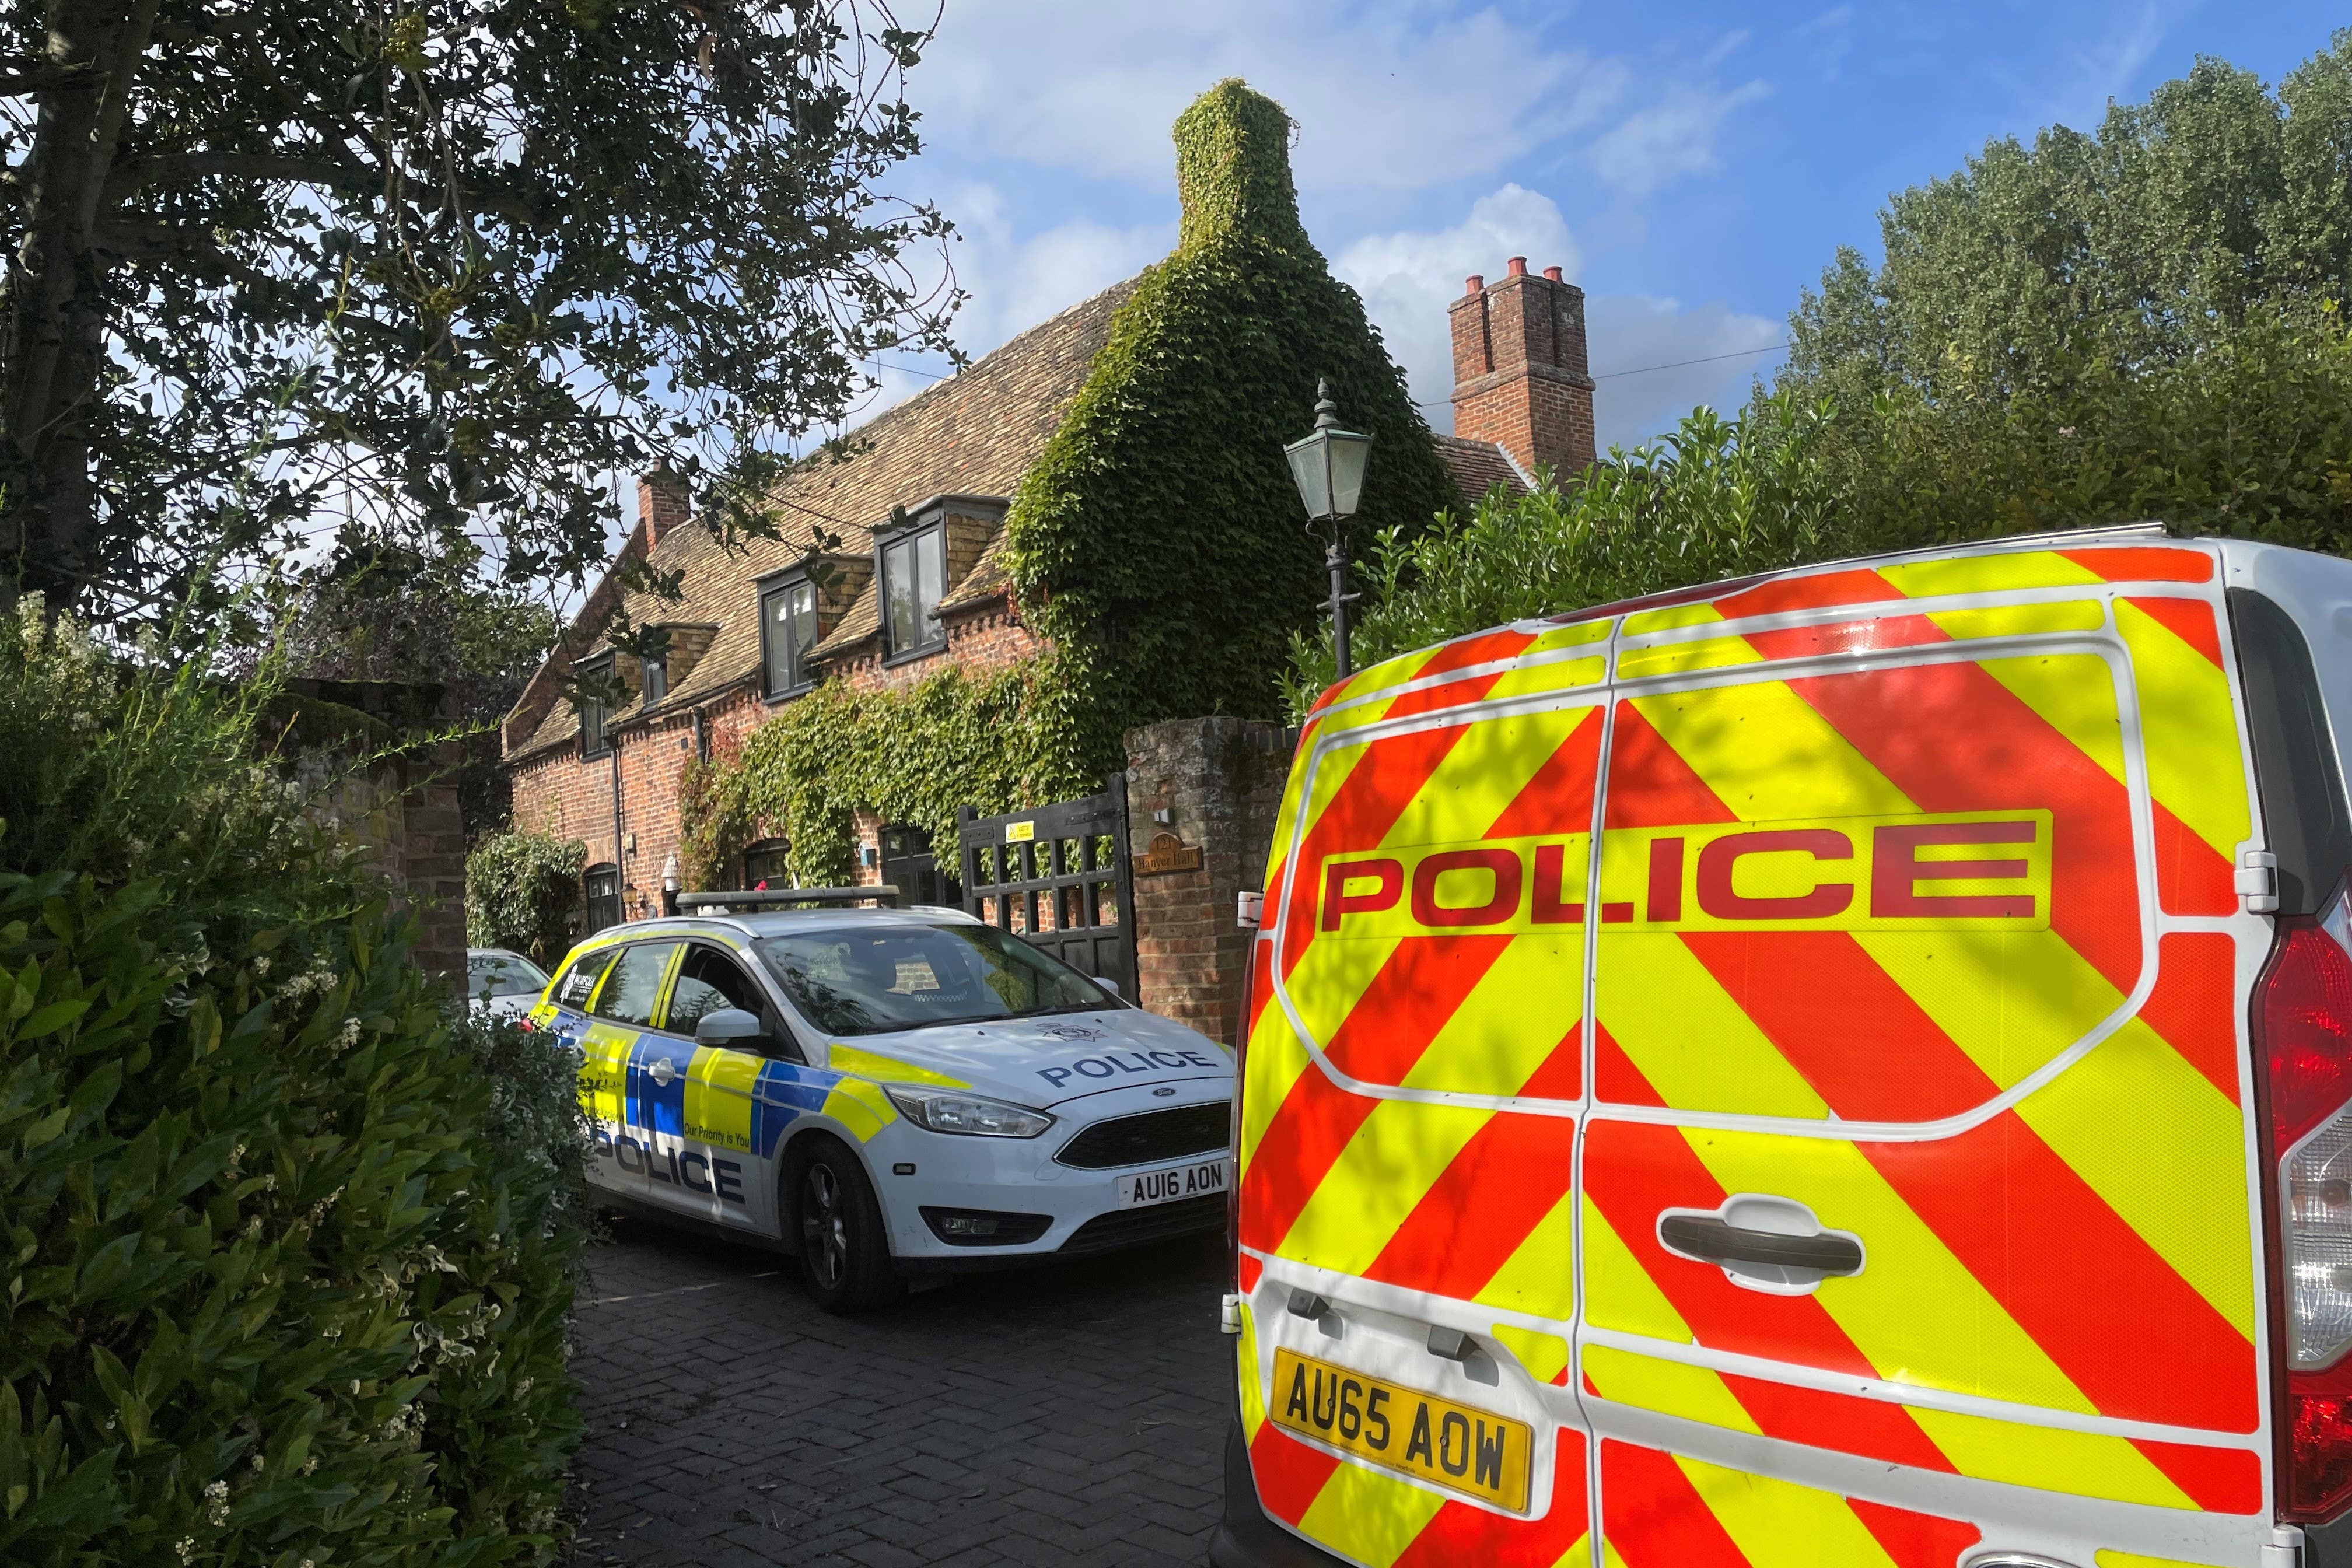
<box><xmin>686</xmin><ymin>80</ymin><xmax>1454</xmax><ymax>886</ymax></box>
<box><xmin>1005</xmin><ymin>78</ymin><xmax>1457</xmax><ymax>779</ymax></box>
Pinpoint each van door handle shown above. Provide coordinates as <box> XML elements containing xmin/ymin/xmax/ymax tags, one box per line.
<box><xmin>650</xmin><ymin>1057</ymin><xmax>677</xmax><ymax>1086</ymax></box>
<box><xmin>1658</xmin><ymin>1214</ymin><xmax>1863</xmax><ymax>1276</ymax></box>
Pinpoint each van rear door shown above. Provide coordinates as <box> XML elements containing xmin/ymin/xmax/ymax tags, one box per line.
<box><xmin>1234</xmin><ymin>534</ymin><xmax>2285</xmax><ymax>1567</ymax></box>
<box><xmin>1582</xmin><ymin>540</ymin><xmax>2269</xmax><ymax>1565</ymax></box>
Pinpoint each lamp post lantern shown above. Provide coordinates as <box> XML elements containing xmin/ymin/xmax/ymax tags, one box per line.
<box><xmin>1283</xmin><ymin>377</ymin><xmax>1373</xmax><ymax>679</ymax></box>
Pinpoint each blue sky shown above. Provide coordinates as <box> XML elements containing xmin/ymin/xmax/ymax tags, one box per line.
<box><xmin>838</xmin><ymin>0</ymin><xmax>2344</xmax><ymax>455</ymax></box>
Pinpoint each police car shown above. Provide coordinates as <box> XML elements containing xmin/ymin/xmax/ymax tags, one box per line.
<box><xmin>530</xmin><ymin>898</ymin><xmax>1234</xmax><ymax>1312</ymax></box>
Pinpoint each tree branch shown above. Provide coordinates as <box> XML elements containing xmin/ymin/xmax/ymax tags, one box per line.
<box><xmin>0</xmin><ymin>56</ymin><xmax>107</xmax><ymax>96</ymax></box>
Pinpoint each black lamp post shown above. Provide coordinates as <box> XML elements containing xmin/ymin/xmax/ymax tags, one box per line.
<box><xmin>1283</xmin><ymin>378</ymin><xmax>1373</xmax><ymax>679</ymax></box>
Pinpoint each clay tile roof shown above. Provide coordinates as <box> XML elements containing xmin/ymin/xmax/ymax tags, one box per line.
<box><xmin>506</xmin><ymin>274</ymin><xmax>1143</xmax><ymax>759</ymax></box>
<box><xmin>935</xmin><ymin>527</ymin><xmax>1013</xmax><ymax>615</ymax></box>
<box><xmin>1434</xmin><ymin>433</ymin><xmax>1530</xmax><ymax>505</ymax></box>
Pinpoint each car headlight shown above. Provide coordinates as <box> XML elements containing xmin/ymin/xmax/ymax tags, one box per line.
<box><xmin>883</xmin><ymin>1087</ymin><xmax>1055</xmax><ymax>1139</ymax></box>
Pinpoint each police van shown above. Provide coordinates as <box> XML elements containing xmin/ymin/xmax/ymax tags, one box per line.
<box><xmin>1216</xmin><ymin>527</ymin><xmax>2352</xmax><ymax>1567</ymax></box>
<box><xmin>530</xmin><ymin>900</ymin><xmax>1232</xmax><ymax>1311</ymax></box>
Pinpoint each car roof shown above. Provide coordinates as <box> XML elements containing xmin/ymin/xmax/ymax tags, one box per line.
<box><xmin>579</xmin><ymin>904</ymin><xmax>982</xmax><ymax>949</ymax></box>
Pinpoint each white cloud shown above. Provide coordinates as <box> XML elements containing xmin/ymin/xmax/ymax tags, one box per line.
<box><xmin>816</xmin><ymin>180</ymin><xmax>1170</xmax><ymax>428</ymax></box>
<box><xmin>1334</xmin><ymin>183</ymin><xmax>1579</xmax><ymax>425</ymax></box>
<box><xmin>1587</xmin><ymin>79</ymin><xmax>1770</xmax><ymax>197</ymax></box>
<box><xmin>914</xmin><ymin>0</ymin><xmax>1626</xmax><ymax>194</ymax></box>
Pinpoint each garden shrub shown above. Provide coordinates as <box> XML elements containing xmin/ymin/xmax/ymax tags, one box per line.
<box><xmin>1282</xmin><ymin>396</ymin><xmax>1850</xmax><ymax>711</ymax></box>
<box><xmin>463</xmin><ymin>831</ymin><xmax>586</xmax><ymax>967</ymax></box>
<box><xmin>0</xmin><ymin>603</ymin><xmax>587</xmax><ymax>1567</ymax></box>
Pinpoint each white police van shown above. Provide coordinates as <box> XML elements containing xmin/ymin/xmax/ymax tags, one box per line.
<box><xmin>530</xmin><ymin>896</ymin><xmax>1234</xmax><ymax>1311</ymax></box>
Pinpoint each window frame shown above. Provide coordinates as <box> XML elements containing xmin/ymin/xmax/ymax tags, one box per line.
<box><xmin>577</xmin><ymin>653</ymin><xmax>615</xmax><ymax>758</ymax></box>
<box><xmin>583</xmin><ymin>863</ymin><xmax>621</xmax><ymax>934</ymax></box>
<box><xmin>640</xmin><ymin>650</ymin><xmax>667</xmax><ymax>708</ymax></box>
<box><xmin>758</xmin><ymin>572</ymin><xmax>821</xmax><ymax>700</ymax></box>
<box><xmin>741</xmin><ymin>838</ymin><xmax>791</xmax><ymax>890</ymax></box>
<box><xmin>877</xmin><ymin>520</ymin><xmax>948</xmax><ymax>663</ymax></box>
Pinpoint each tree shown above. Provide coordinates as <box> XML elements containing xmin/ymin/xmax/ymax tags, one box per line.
<box><xmin>1280</xmin><ymin>396</ymin><xmax>1846</xmax><ymax>713</ymax></box>
<box><xmin>1776</xmin><ymin>33</ymin><xmax>2352</xmax><ymax>551</ymax></box>
<box><xmin>0</xmin><ymin>0</ymin><xmax>958</xmax><ymax>619</ymax></box>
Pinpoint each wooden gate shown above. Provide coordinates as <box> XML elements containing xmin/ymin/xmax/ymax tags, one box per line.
<box><xmin>957</xmin><ymin>778</ymin><xmax>1136</xmax><ymax>996</ymax></box>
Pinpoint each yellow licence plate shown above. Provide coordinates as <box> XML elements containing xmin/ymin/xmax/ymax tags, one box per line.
<box><xmin>1269</xmin><ymin>1348</ymin><xmax>1533</xmax><ymax>1513</ymax></box>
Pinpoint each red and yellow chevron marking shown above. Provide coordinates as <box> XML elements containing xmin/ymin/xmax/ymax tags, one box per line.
<box><xmin>1246</xmin><ymin>1416</ymin><xmax>1594</xmax><ymax>1567</ymax></box>
<box><xmin>1599</xmin><ymin>1438</ymin><xmax>1982</xmax><ymax>1567</ymax></box>
<box><xmin>1241</xmin><ymin>541</ymin><xmax>2263</xmax><ymax>1539</ymax></box>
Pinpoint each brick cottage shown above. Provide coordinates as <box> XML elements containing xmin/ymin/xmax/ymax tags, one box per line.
<box><xmin>500</xmin><ymin>256</ymin><xmax>1597</xmax><ymax>946</ymax></box>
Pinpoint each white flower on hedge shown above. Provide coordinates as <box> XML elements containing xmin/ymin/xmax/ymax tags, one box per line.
<box><xmin>174</xmin><ymin>1538</ymin><xmax>195</xmax><ymax>1563</ymax></box>
<box><xmin>204</xmin><ymin>1479</ymin><xmax>229</xmax><ymax>1525</ymax></box>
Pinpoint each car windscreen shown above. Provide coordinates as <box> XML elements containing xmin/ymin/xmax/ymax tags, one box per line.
<box><xmin>469</xmin><ymin>953</ymin><xmax>551</xmax><ymax>998</ymax></box>
<box><xmin>753</xmin><ymin>923</ymin><xmax>1113</xmax><ymax>1037</ymax></box>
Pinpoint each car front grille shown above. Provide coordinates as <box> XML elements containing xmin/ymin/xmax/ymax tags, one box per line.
<box><xmin>1058</xmin><ymin>1194</ymin><xmax>1227</xmax><ymax>1256</ymax></box>
<box><xmin>1055</xmin><ymin>1101</ymin><xmax>1231</xmax><ymax>1170</ymax></box>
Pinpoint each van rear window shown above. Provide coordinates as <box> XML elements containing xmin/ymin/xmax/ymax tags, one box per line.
<box><xmin>2230</xmin><ymin>587</ymin><xmax>2352</xmax><ymax>915</ymax></box>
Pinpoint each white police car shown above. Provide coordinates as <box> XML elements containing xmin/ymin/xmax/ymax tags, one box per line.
<box><xmin>529</xmin><ymin>902</ymin><xmax>1234</xmax><ymax>1311</ymax></box>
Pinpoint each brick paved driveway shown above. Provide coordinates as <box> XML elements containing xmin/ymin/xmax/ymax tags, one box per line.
<box><xmin>567</xmin><ymin>1216</ymin><xmax>1232</xmax><ymax>1568</ymax></box>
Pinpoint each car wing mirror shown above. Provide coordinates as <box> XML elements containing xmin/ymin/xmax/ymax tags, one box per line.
<box><xmin>695</xmin><ymin>1007</ymin><xmax>766</xmax><ymax>1046</ymax></box>
<box><xmin>1094</xmin><ymin>975</ymin><xmax>1122</xmax><ymax>999</ymax></box>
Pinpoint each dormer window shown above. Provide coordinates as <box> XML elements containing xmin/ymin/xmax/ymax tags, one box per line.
<box><xmin>880</xmin><ymin>522</ymin><xmax>946</xmax><ymax>659</ymax></box>
<box><xmin>762</xmin><ymin>576</ymin><xmax>818</xmax><ymax>698</ymax></box>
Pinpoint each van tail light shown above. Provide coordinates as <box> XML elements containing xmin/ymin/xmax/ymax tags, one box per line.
<box><xmin>2260</xmin><ymin>890</ymin><xmax>2352</xmax><ymax>1522</ymax></box>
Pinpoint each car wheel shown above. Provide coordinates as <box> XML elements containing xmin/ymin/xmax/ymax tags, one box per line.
<box><xmin>785</xmin><ymin>1136</ymin><xmax>901</xmax><ymax>1314</ymax></box>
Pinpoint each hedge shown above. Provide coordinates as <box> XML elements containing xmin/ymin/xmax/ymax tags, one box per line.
<box><xmin>0</xmin><ymin>603</ymin><xmax>588</xmax><ymax>1566</ymax></box>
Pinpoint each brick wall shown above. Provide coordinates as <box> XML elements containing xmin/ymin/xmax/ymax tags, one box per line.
<box><xmin>289</xmin><ymin>680</ymin><xmax>468</xmax><ymax>990</ymax></box>
<box><xmin>1448</xmin><ymin>257</ymin><xmax>1597</xmax><ymax>479</ymax></box>
<box><xmin>1122</xmin><ymin>716</ymin><xmax>1289</xmax><ymax>1047</ymax></box>
<box><xmin>828</xmin><ymin>607</ymin><xmax>1044</xmax><ymax>698</ymax></box>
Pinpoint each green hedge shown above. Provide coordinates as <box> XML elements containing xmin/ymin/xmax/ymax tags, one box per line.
<box><xmin>464</xmin><ymin>831</ymin><xmax>587</xmax><ymax>968</ymax></box>
<box><xmin>0</xmin><ymin>604</ymin><xmax>587</xmax><ymax>1566</ymax></box>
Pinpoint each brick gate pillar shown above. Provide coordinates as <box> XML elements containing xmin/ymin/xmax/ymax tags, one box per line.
<box><xmin>1123</xmin><ymin>717</ymin><xmax>1290</xmax><ymax>1047</ymax></box>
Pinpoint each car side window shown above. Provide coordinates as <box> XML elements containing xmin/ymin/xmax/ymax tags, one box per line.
<box><xmin>670</xmin><ymin>943</ymin><xmax>803</xmax><ymax>1062</ymax></box>
<box><xmin>591</xmin><ymin>942</ymin><xmax>678</xmax><ymax>1028</ymax></box>
<box><xmin>552</xmin><ymin>949</ymin><xmax>617</xmax><ymax>1011</ymax></box>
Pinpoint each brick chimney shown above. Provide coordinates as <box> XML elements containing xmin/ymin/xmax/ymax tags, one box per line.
<box><xmin>1448</xmin><ymin>256</ymin><xmax>1596</xmax><ymax>480</ymax></box>
<box><xmin>635</xmin><ymin>467</ymin><xmax>690</xmax><ymax>549</ymax></box>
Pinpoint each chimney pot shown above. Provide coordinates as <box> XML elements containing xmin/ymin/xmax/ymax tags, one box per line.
<box><xmin>1506</xmin><ymin>256</ymin><xmax>1528</xmax><ymax>276</ymax></box>
<box><xmin>1543</xmin><ymin>265</ymin><xmax>1563</xmax><ymax>282</ymax></box>
<box><xmin>1465</xmin><ymin>274</ymin><xmax>1484</xmax><ymax>296</ymax></box>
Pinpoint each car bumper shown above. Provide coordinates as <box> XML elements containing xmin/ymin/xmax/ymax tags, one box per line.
<box><xmin>872</xmin><ymin>1082</ymin><xmax>1233</xmax><ymax>1265</ymax></box>
<box><xmin>873</xmin><ymin>1126</ymin><xmax>1231</xmax><ymax>1266</ymax></box>
<box><xmin>1210</xmin><ymin>1420</ymin><xmax>1352</xmax><ymax>1568</ymax></box>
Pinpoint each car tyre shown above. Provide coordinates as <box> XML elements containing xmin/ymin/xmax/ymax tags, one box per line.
<box><xmin>785</xmin><ymin>1136</ymin><xmax>901</xmax><ymax>1314</ymax></box>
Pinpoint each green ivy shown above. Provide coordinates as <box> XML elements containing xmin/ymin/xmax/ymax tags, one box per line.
<box><xmin>681</xmin><ymin>80</ymin><xmax>1455</xmax><ymax>882</ymax></box>
<box><xmin>692</xmin><ymin>666</ymin><xmax>1083</xmax><ymax>889</ymax></box>
<box><xmin>463</xmin><ymin>831</ymin><xmax>586</xmax><ymax>968</ymax></box>
<box><xmin>1001</xmin><ymin>79</ymin><xmax>1457</xmax><ymax>780</ymax></box>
